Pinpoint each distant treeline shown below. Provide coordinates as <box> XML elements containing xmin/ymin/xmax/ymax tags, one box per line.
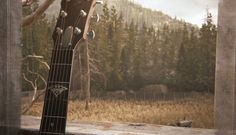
<box><xmin>22</xmin><ymin>3</ymin><xmax>217</xmax><ymax>93</ymax></box>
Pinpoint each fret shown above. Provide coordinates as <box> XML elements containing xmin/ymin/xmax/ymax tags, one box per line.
<box><xmin>39</xmin><ymin>132</ymin><xmax>64</xmax><ymax>135</ymax></box>
<box><xmin>43</xmin><ymin>115</ymin><xmax>66</xmax><ymax>119</ymax></box>
<box><xmin>51</xmin><ymin>63</ymin><xmax>72</xmax><ymax>66</ymax></box>
<box><xmin>40</xmin><ymin>0</ymin><xmax>97</xmax><ymax>133</ymax></box>
<box><xmin>45</xmin><ymin>98</ymin><xmax>69</xmax><ymax>103</ymax></box>
<box><xmin>52</xmin><ymin>48</ymin><xmax>73</xmax><ymax>51</ymax></box>
<box><xmin>48</xmin><ymin>81</ymin><xmax>70</xmax><ymax>84</ymax></box>
<box><xmin>50</xmin><ymin>64</ymin><xmax>72</xmax><ymax>69</ymax></box>
<box><xmin>41</xmin><ymin>98</ymin><xmax>68</xmax><ymax>133</ymax></box>
<box><xmin>44</xmin><ymin>90</ymin><xmax>68</xmax><ymax>112</ymax></box>
<box><xmin>48</xmin><ymin>64</ymin><xmax>72</xmax><ymax>82</ymax></box>
<box><xmin>51</xmin><ymin>49</ymin><xmax>73</xmax><ymax>55</ymax></box>
<box><xmin>40</xmin><ymin>116</ymin><xmax>66</xmax><ymax>133</ymax></box>
<box><xmin>51</xmin><ymin>49</ymin><xmax>73</xmax><ymax>54</ymax></box>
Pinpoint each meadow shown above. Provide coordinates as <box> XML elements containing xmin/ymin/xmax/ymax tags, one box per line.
<box><xmin>22</xmin><ymin>92</ymin><xmax>214</xmax><ymax>129</ymax></box>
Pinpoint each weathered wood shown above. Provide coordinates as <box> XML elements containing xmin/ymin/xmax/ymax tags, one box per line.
<box><xmin>21</xmin><ymin>116</ymin><xmax>216</xmax><ymax>135</ymax></box>
<box><xmin>215</xmin><ymin>0</ymin><xmax>236</xmax><ymax>135</ymax></box>
<box><xmin>0</xmin><ymin>0</ymin><xmax>22</xmax><ymax>135</ymax></box>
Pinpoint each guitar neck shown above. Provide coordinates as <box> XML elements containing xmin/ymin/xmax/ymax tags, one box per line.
<box><xmin>39</xmin><ymin>48</ymin><xmax>74</xmax><ymax>134</ymax></box>
<box><xmin>39</xmin><ymin>0</ymin><xmax>99</xmax><ymax>133</ymax></box>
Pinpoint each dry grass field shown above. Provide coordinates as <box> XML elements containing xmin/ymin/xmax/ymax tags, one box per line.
<box><xmin>22</xmin><ymin>92</ymin><xmax>214</xmax><ymax>129</ymax></box>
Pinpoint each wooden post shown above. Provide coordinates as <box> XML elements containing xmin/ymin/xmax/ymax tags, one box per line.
<box><xmin>215</xmin><ymin>0</ymin><xmax>236</xmax><ymax>135</ymax></box>
<box><xmin>0</xmin><ymin>0</ymin><xmax>22</xmax><ymax>135</ymax></box>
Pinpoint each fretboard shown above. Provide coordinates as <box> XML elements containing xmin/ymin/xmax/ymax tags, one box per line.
<box><xmin>39</xmin><ymin>48</ymin><xmax>74</xmax><ymax>134</ymax></box>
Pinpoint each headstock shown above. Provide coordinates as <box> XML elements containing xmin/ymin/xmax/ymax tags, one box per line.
<box><xmin>52</xmin><ymin>0</ymin><xmax>103</xmax><ymax>50</ymax></box>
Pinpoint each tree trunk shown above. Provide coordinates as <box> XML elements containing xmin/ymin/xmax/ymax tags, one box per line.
<box><xmin>79</xmin><ymin>41</ymin><xmax>91</xmax><ymax>110</ymax></box>
<box><xmin>0</xmin><ymin>0</ymin><xmax>22</xmax><ymax>134</ymax></box>
<box><xmin>22</xmin><ymin>0</ymin><xmax>55</xmax><ymax>27</ymax></box>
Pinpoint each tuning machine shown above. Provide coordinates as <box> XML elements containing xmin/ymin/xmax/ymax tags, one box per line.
<box><xmin>87</xmin><ymin>30</ymin><xmax>96</xmax><ymax>40</ymax></box>
<box><xmin>74</xmin><ymin>27</ymin><xmax>82</xmax><ymax>35</ymax></box>
<box><xmin>80</xmin><ymin>10</ymin><xmax>87</xmax><ymax>17</ymax></box>
<box><xmin>60</xmin><ymin>10</ymin><xmax>67</xmax><ymax>18</ymax></box>
<box><xmin>96</xmin><ymin>0</ymin><xmax>104</xmax><ymax>5</ymax></box>
<box><xmin>56</xmin><ymin>27</ymin><xmax>63</xmax><ymax>35</ymax></box>
<box><xmin>91</xmin><ymin>14</ymin><xmax>100</xmax><ymax>22</ymax></box>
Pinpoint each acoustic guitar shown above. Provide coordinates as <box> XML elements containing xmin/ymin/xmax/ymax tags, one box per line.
<box><xmin>39</xmin><ymin>0</ymin><xmax>102</xmax><ymax>134</ymax></box>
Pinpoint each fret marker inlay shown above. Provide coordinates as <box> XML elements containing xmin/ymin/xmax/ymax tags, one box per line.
<box><xmin>39</xmin><ymin>0</ymin><xmax>98</xmax><ymax>134</ymax></box>
<box><xmin>49</xmin><ymin>85</ymin><xmax>68</xmax><ymax>97</ymax></box>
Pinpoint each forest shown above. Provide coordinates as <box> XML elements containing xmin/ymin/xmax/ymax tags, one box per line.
<box><xmin>22</xmin><ymin>1</ymin><xmax>217</xmax><ymax>94</ymax></box>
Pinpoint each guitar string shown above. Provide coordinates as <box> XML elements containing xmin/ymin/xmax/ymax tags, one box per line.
<box><xmin>41</xmin><ymin>0</ymin><xmax>91</xmax><ymax>134</ymax></box>
<box><xmin>54</xmin><ymin>1</ymin><xmax>70</xmax><ymax>133</ymax></box>
<box><xmin>70</xmin><ymin>0</ymin><xmax>89</xmax><ymax>45</ymax></box>
<box><xmin>44</xmin><ymin>0</ymin><xmax>68</xmax><ymax>133</ymax></box>
<box><xmin>57</xmin><ymin>1</ymin><xmax>76</xmax><ymax>133</ymax></box>
<box><xmin>53</xmin><ymin>0</ymin><xmax>69</xmax><ymax>133</ymax></box>
<box><xmin>47</xmin><ymin>13</ymin><xmax>64</xmax><ymax>134</ymax></box>
<box><xmin>40</xmin><ymin>14</ymin><xmax>62</xmax><ymax>134</ymax></box>
<box><xmin>72</xmin><ymin>0</ymin><xmax>94</xmax><ymax>54</ymax></box>
<box><xmin>40</xmin><ymin>3</ymin><xmax>64</xmax><ymax>134</ymax></box>
<box><xmin>57</xmin><ymin>1</ymin><xmax>88</xmax><ymax>133</ymax></box>
<box><xmin>40</xmin><ymin>0</ymin><xmax>71</xmax><ymax>133</ymax></box>
<box><xmin>46</xmin><ymin>15</ymin><xmax>63</xmax><ymax>134</ymax></box>
<box><xmin>55</xmin><ymin>0</ymin><xmax>87</xmax><ymax>133</ymax></box>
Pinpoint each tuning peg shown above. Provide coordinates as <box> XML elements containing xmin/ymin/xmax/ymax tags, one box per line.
<box><xmin>74</xmin><ymin>27</ymin><xmax>82</xmax><ymax>35</ymax></box>
<box><xmin>80</xmin><ymin>10</ymin><xmax>87</xmax><ymax>17</ymax></box>
<box><xmin>87</xmin><ymin>30</ymin><xmax>96</xmax><ymax>40</ymax></box>
<box><xmin>60</xmin><ymin>10</ymin><xmax>67</xmax><ymax>18</ymax></box>
<box><xmin>56</xmin><ymin>27</ymin><xmax>63</xmax><ymax>35</ymax></box>
<box><xmin>96</xmin><ymin>0</ymin><xmax>104</xmax><ymax>5</ymax></box>
<box><xmin>91</xmin><ymin>14</ymin><xmax>100</xmax><ymax>22</ymax></box>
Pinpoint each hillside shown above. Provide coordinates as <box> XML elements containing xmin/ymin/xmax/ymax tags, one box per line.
<box><xmin>22</xmin><ymin>0</ymin><xmax>216</xmax><ymax>95</ymax></box>
<box><xmin>103</xmin><ymin>0</ymin><xmax>195</xmax><ymax>29</ymax></box>
<box><xmin>39</xmin><ymin>0</ymin><xmax>196</xmax><ymax>29</ymax></box>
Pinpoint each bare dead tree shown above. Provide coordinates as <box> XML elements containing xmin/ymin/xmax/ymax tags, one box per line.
<box><xmin>21</xmin><ymin>0</ymin><xmax>104</xmax><ymax>112</ymax></box>
<box><xmin>22</xmin><ymin>89</ymin><xmax>46</xmax><ymax>114</ymax></box>
<box><xmin>21</xmin><ymin>0</ymin><xmax>54</xmax><ymax>114</ymax></box>
<box><xmin>78</xmin><ymin>41</ymin><xmax>91</xmax><ymax>110</ymax></box>
<box><xmin>23</xmin><ymin>71</ymin><xmax>39</xmax><ymax>101</ymax></box>
<box><xmin>22</xmin><ymin>0</ymin><xmax>55</xmax><ymax>27</ymax></box>
<box><xmin>22</xmin><ymin>55</ymin><xmax>49</xmax><ymax>114</ymax></box>
<box><xmin>23</xmin><ymin>65</ymin><xmax>48</xmax><ymax>101</ymax></box>
<box><xmin>77</xmin><ymin>41</ymin><xmax>107</xmax><ymax>110</ymax></box>
<box><xmin>89</xmin><ymin>58</ymin><xmax>107</xmax><ymax>88</ymax></box>
<box><xmin>22</xmin><ymin>0</ymin><xmax>36</xmax><ymax>7</ymax></box>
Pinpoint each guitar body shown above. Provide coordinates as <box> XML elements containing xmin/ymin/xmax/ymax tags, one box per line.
<box><xmin>39</xmin><ymin>0</ymin><xmax>98</xmax><ymax>134</ymax></box>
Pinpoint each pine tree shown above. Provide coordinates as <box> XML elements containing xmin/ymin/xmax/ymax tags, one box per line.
<box><xmin>120</xmin><ymin>20</ymin><xmax>137</xmax><ymax>89</ymax></box>
<box><xmin>107</xmin><ymin>6</ymin><xmax>125</xmax><ymax>90</ymax></box>
<box><xmin>196</xmin><ymin>11</ymin><xmax>217</xmax><ymax>92</ymax></box>
<box><xmin>176</xmin><ymin>43</ymin><xmax>187</xmax><ymax>90</ymax></box>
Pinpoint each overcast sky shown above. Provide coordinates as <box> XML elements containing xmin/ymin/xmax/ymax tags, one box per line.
<box><xmin>132</xmin><ymin>0</ymin><xmax>219</xmax><ymax>26</ymax></box>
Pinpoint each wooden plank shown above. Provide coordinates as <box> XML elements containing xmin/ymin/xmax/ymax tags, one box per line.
<box><xmin>0</xmin><ymin>0</ymin><xmax>22</xmax><ymax>135</ymax></box>
<box><xmin>215</xmin><ymin>1</ymin><xmax>236</xmax><ymax>135</ymax></box>
<box><xmin>21</xmin><ymin>116</ymin><xmax>216</xmax><ymax>135</ymax></box>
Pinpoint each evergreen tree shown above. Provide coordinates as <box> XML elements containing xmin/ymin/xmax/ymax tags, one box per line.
<box><xmin>196</xmin><ymin>11</ymin><xmax>217</xmax><ymax>92</ymax></box>
<box><xmin>22</xmin><ymin>4</ymin><xmax>217</xmax><ymax>93</ymax></box>
<box><xmin>107</xmin><ymin>6</ymin><xmax>125</xmax><ymax>90</ymax></box>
